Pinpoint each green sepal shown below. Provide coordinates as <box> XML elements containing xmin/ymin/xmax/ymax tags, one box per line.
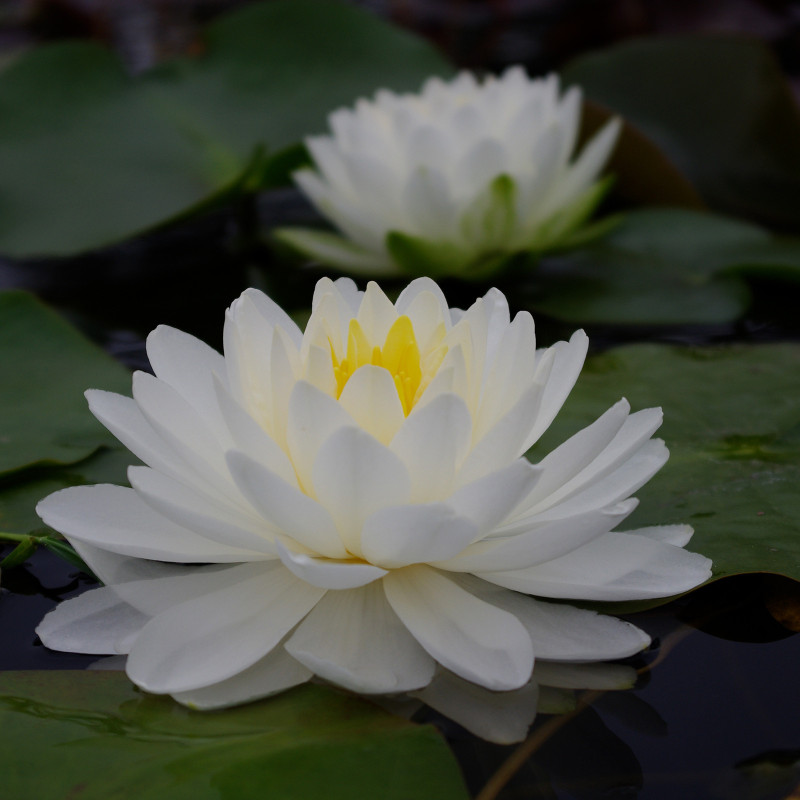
<box><xmin>0</xmin><ymin>537</ymin><xmax>37</xmax><ymax>569</ymax></box>
<box><xmin>385</xmin><ymin>231</ymin><xmax>471</xmax><ymax>277</ymax></box>
<box><xmin>273</xmin><ymin>227</ymin><xmax>392</xmax><ymax>274</ymax></box>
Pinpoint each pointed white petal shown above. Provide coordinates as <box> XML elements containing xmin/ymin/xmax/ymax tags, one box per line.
<box><xmin>390</xmin><ymin>393</ymin><xmax>472</xmax><ymax>502</ymax></box>
<box><xmin>478</xmin><ymin>531</ymin><xmax>713</xmax><ymax>601</ymax></box>
<box><xmin>629</xmin><ymin>524</ymin><xmax>695</xmax><ymax>546</ymax></box>
<box><xmin>126</xmin><ymin>562</ymin><xmax>325</xmax><ymax>694</ymax></box>
<box><xmin>173</xmin><ymin>644</ymin><xmax>312</xmax><ymax>709</ymax></box>
<box><xmin>128</xmin><ymin>466</ymin><xmax>276</xmax><ymax>554</ymax></box>
<box><xmin>361</xmin><ymin>503</ymin><xmax>478</xmax><ymax>569</ymax></box>
<box><xmin>312</xmin><ymin>426</ymin><xmax>410</xmax><ymax>556</ymax></box>
<box><xmin>226</xmin><ymin>450</ymin><xmax>348</xmax><ymax>559</ymax></box>
<box><xmin>37</xmin><ymin>485</ymin><xmax>257</xmax><ymax>562</ymax></box>
<box><xmin>276</xmin><ymin>540</ymin><xmax>387</xmax><ymax>589</ymax></box>
<box><xmin>338</xmin><ymin>365</ymin><xmax>405</xmax><ymax>445</ymax></box>
<box><xmin>36</xmin><ymin>587</ymin><xmax>148</xmax><ymax>655</ymax></box>
<box><xmin>383</xmin><ymin>565</ymin><xmax>534</xmax><ymax>690</ymax></box>
<box><xmin>285</xmin><ymin>582</ymin><xmax>435</xmax><ymax>693</ymax></box>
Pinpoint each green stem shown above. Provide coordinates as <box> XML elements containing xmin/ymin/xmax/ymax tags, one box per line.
<box><xmin>0</xmin><ymin>531</ymin><xmax>33</xmax><ymax>543</ymax></box>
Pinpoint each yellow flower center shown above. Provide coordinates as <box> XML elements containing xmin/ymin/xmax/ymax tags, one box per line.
<box><xmin>331</xmin><ymin>315</ymin><xmax>447</xmax><ymax>415</ymax></box>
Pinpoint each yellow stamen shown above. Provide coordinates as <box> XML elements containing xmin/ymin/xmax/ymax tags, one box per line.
<box><xmin>329</xmin><ymin>316</ymin><xmax>447</xmax><ymax>415</ymax></box>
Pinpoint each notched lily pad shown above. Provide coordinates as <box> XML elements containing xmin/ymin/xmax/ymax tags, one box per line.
<box><xmin>0</xmin><ymin>671</ymin><xmax>468</xmax><ymax>800</ymax></box>
<box><xmin>0</xmin><ymin>291</ymin><xmax>131</xmax><ymax>476</ymax></box>
<box><xmin>530</xmin><ymin>208</ymin><xmax>767</xmax><ymax>324</ymax></box>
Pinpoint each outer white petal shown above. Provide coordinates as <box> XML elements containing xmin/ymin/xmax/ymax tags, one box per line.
<box><xmin>285</xmin><ymin>582</ymin><xmax>436</xmax><ymax>693</ymax></box>
<box><xmin>226</xmin><ymin>450</ymin><xmax>348</xmax><ymax>559</ymax></box>
<box><xmin>172</xmin><ymin>644</ymin><xmax>312</xmax><ymax>710</ymax></box>
<box><xmin>312</xmin><ymin>427</ymin><xmax>411</xmax><ymax>556</ymax></box>
<box><xmin>629</xmin><ymin>524</ymin><xmax>695</xmax><ymax>546</ymax></box>
<box><xmin>521</xmin><ymin>330</ymin><xmax>589</xmax><ymax>451</ymax></box>
<box><xmin>437</xmin><ymin>498</ymin><xmax>637</xmax><ymax>573</ymax></box>
<box><xmin>145</xmin><ymin>325</ymin><xmax>228</xmax><ymax>440</ymax></box>
<box><xmin>37</xmin><ymin>485</ymin><xmax>258</xmax><ymax>563</ymax></box>
<box><xmin>413</xmin><ymin>670</ymin><xmax>539</xmax><ymax>745</ymax></box>
<box><xmin>383</xmin><ymin>565</ymin><xmax>534</xmax><ymax>691</ymax></box>
<box><xmin>447</xmin><ymin>459</ymin><xmax>542</xmax><ymax>537</ymax></box>
<box><xmin>238</xmin><ymin>287</ymin><xmax>303</xmax><ymax>348</ymax></box>
<box><xmin>213</xmin><ymin>376</ymin><xmax>299</xmax><ymax>488</ymax></box>
<box><xmin>126</xmin><ymin>562</ymin><xmax>325</xmax><ymax>694</ymax></box>
<box><xmin>129</xmin><ymin>466</ymin><xmax>277</xmax><ymax>554</ymax></box>
<box><xmin>460</xmin><ymin>576</ymin><xmax>650</xmax><ymax>660</ymax></box>
<box><xmin>276</xmin><ymin>540</ymin><xmax>387</xmax><ymax>590</ymax></box>
<box><xmin>457</xmin><ymin>382</ymin><xmax>546</xmax><ymax>486</ymax></box>
<box><xmin>390</xmin><ymin>393</ymin><xmax>472</xmax><ymax>503</ymax></box>
<box><xmin>478</xmin><ymin>531</ymin><xmax>712</xmax><ymax>601</ymax></box>
<box><xmin>361</xmin><ymin>503</ymin><xmax>478</xmax><ymax>569</ymax></box>
<box><xmin>36</xmin><ymin>587</ymin><xmax>148</xmax><ymax>655</ymax></box>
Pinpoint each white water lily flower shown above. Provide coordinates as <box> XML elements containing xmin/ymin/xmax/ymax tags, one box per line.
<box><xmin>275</xmin><ymin>67</ymin><xmax>621</xmax><ymax>278</ymax></box>
<box><xmin>36</xmin><ymin>278</ymin><xmax>710</xmax><ymax>721</ymax></box>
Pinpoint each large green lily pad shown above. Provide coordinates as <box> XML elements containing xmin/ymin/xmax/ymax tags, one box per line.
<box><xmin>0</xmin><ymin>0</ymin><xmax>451</xmax><ymax>258</ymax></box>
<box><xmin>0</xmin><ymin>672</ymin><xmax>468</xmax><ymax>800</ymax></box>
<box><xmin>530</xmin><ymin>209</ymin><xmax>775</xmax><ymax>324</ymax></box>
<box><xmin>0</xmin><ymin>291</ymin><xmax>131</xmax><ymax>476</ymax></box>
<box><xmin>533</xmin><ymin>343</ymin><xmax>800</xmax><ymax>587</ymax></box>
<box><xmin>562</xmin><ymin>37</ymin><xmax>800</xmax><ymax>231</ymax></box>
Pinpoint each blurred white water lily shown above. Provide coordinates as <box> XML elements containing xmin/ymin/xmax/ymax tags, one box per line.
<box><xmin>275</xmin><ymin>68</ymin><xmax>621</xmax><ymax>277</ymax></box>
<box><xmin>36</xmin><ymin>278</ymin><xmax>710</xmax><ymax>741</ymax></box>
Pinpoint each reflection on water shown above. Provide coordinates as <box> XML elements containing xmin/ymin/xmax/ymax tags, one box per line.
<box><xmin>1</xmin><ymin>548</ymin><xmax>799</xmax><ymax>798</ymax></box>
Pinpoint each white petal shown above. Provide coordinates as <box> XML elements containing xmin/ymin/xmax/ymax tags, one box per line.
<box><xmin>128</xmin><ymin>466</ymin><xmax>277</xmax><ymax>554</ymax></box>
<box><xmin>438</xmin><ymin>498</ymin><xmax>637</xmax><ymax>573</ymax></box>
<box><xmin>285</xmin><ymin>582</ymin><xmax>435</xmax><ymax>693</ymax></box>
<box><xmin>412</xmin><ymin>670</ymin><xmax>539</xmax><ymax>745</ymax></box>
<box><xmin>238</xmin><ymin>287</ymin><xmax>303</xmax><ymax>348</ymax></box>
<box><xmin>214</xmin><ymin>376</ymin><xmax>299</xmax><ymax>488</ymax></box>
<box><xmin>286</xmin><ymin>380</ymin><xmax>356</xmax><ymax>495</ymax></box>
<box><xmin>457</xmin><ymin>383</ymin><xmax>546</xmax><ymax>486</ymax></box>
<box><xmin>402</xmin><ymin>166</ymin><xmax>457</xmax><ymax>238</ymax></box>
<box><xmin>361</xmin><ymin>503</ymin><xmax>478</xmax><ymax>568</ymax></box>
<box><xmin>37</xmin><ymin>485</ymin><xmax>257</xmax><ymax>563</ymax></box>
<box><xmin>478</xmin><ymin>531</ymin><xmax>713</xmax><ymax>601</ymax></box>
<box><xmin>132</xmin><ymin>372</ymin><xmax>234</xmax><ymax>496</ymax></box>
<box><xmin>338</xmin><ymin>365</ymin><xmax>405</xmax><ymax>445</ymax></box>
<box><xmin>390</xmin><ymin>393</ymin><xmax>472</xmax><ymax>502</ymax></box>
<box><xmin>312</xmin><ymin>426</ymin><xmax>411</xmax><ymax>556</ymax></box>
<box><xmin>126</xmin><ymin>562</ymin><xmax>325</xmax><ymax>694</ymax></box>
<box><xmin>383</xmin><ymin>565</ymin><xmax>534</xmax><ymax>690</ymax></box>
<box><xmin>522</xmin><ymin>330</ymin><xmax>589</xmax><ymax>451</ymax></box>
<box><xmin>461</xmin><ymin>577</ymin><xmax>650</xmax><ymax>660</ymax></box>
<box><xmin>629</xmin><ymin>524</ymin><xmax>695</xmax><ymax>546</ymax></box>
<box><xmin>276</xmin><ymin>540</ymin><xmax>387</xmax><ymax>589</ymax></box>
<box><xmin>226</xmin><ymin>450</ymin><xmax>348</xmax><ymax>559</ymax></box>
<box><xmin>173</xmin><ymin>644</ymin><xmax>312</xmax><ymax>710</ymax></box>
<box><xmin>36</xmin><ymin>587</ymin><xmax>148</xmax><ymax>655</ymax></box>
<box><xmin>356</xmin><ymin>281</ymin><xmax>398</xmax><ymax>344</ymax></box>
<box><xmin>394</xmin><ymin>277</ymin><xmax>453</xmax><ymax>329</ymax></box>
<box><xmin>145</xmin><ymin>325</ymin><xmax>228</xmax><ymax>440</ymax></box>
<box><xmin>447</xmin><ymin>460</ymin><xmax>542</xmax><ymax>536</ymax></box>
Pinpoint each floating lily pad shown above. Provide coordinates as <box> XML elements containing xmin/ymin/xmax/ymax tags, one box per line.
<box><xmin>533</xmin><ymin>342</ymin><xmax>800</xmax><ymax>593</ymax></box>
<box><xmin>0</xmin><ymin>291</ymin><xmax>131</xmax><ymax>476</ymax></box>
<box><xmin>529</xmin><ymin>208</ymin><xmax>776</xmax><ymax>324</ymax></box>
<box><xmin>562</xmin><ymin>37</ymin><xmax>800</xmax><ymax>231</ymax></box>
<box><xmin>0</xmin><ymin>1</ymin><xmax>451</xmax><ymax>258</ymax></box>
<box><xmin>0</xmin><ymin>672</ymin><xmax>468</xmax><ymax>800</ymax></box>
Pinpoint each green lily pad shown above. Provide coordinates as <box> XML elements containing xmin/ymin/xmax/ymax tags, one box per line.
<box><xmin>0</xmin><ymin>671</ymin><xmax>468</xmax><ymax>800</ymax></box>
<box><xmin>0</xmin><ymin>0</ymin><xmax>451</xmax><ymax>259</ymax></box>
<box><xmin>530</xmin><ymin>208</ymin><xmax>768</xmax><ymax>324</ymax></box>
<box><xmin>562</xmin><ymin>37</ymin><xmax>800</xmax><ymax>231</ymax></box>
<box><xmin>0</xmin><ymin>291</ymin><xmax>131</xmax><ymax>476</ymax></box>
<box><xmin>533</xmin><ymin>342</ymin><xmax>800</xmax><ymax>593</ymax></box>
